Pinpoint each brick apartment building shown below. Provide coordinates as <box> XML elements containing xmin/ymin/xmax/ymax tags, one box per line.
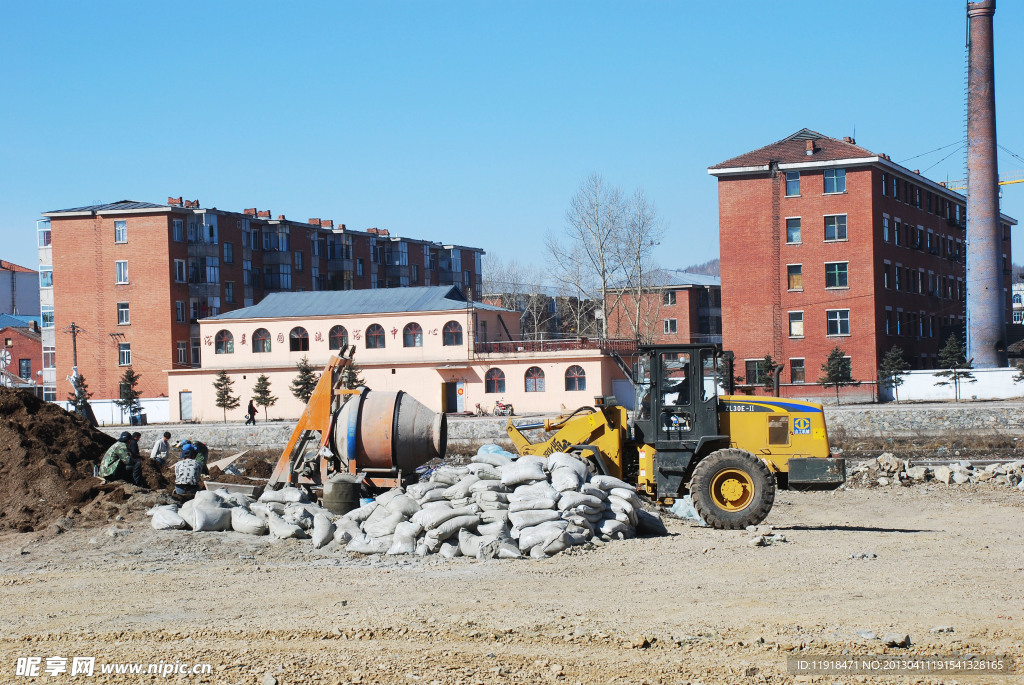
<box><xmin>606</xmin><ymin>271</ymin><xmax>722</xmax><ymax>344</ymax></box>
<box><xmin>38</xmin><ymin>199</ymin><xmax>483</xmax><ymax>404</ymax></box>
<box><xmin>709</xmin><ymin>129</ymin><xmax>1016</xmax><ymax>401</ymax></box>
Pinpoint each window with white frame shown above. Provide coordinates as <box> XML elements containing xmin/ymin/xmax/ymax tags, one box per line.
<box><xmin>663</xmin><ymin>319</ymin><xmax>677</xmax><ymax>334</ymax></box>
<box><xmin>785</xmin><ymin>171</ymin><xmax>800</xmax><ymax>196</ymax></box>
<box><xmin>174</xmin><ymin>259</ymin><xmax>186</xmax><ymax>283</ymax></box>
<box><xmin>786</xmin><ymin>218</ymin><xmax>801</xmax><ymax>243</ymax></box>
<box><xmin>43</xmin><ymin>346</ymin><xmax>55</xmax><ymax>369</ymax></box>
<box><xmin>787</xmin><ymin>264</ymin><xmax>802</xmax><ymax>291</ymax></box>
<box><xmin>826</xmin><ymin>309</ymin><xmax>850</xmax><ymax>336</ymax></box>
<box><xmin>824</xmin><ymin>168</ymin><xmax>846</xmax><ymax>193</ymax></box>
<box><xmin>118</xmin><ymin>343</ymin><xmax>131</xmax><ymax>366</ymax></box>
<box><xmin>1015</xmin><ymin>311</ymin><xmax>1024</xmax><ymax>324</ymax></box>
<box><xmin>663</xmin><ymin>290</ymin><xmax>676</xmax><ymax>305</ymax></box>
<box><xmin>114</xmin><ymin>220</ymin><xmax>127</xmax><ymax>243</ymax></box>
<box><xmin>824</xmin><ymin>215</ymin><xmax>847</xmax><ymax>241</ymax></box>
<box><xmin>190</xmin><ymin>337</ymin><xmax>201</xmax><ymax>365</ymax></box>
<box><xmin>176</xmin><ymin>341</ymin><xmax>187</xmax><ymax>364</ymax></box>
<box><xmin>790</xmin><ymin>358</ymin><xmax>805</xmax><ymax>383</ymax></box>
<box><xmin>39</xmin><ymin>268</ymin><xmax>53</xmax><ymax>288</ymax></box>
<box><xmin>825</xmin><ymin>262</ymin><xmax>849</xmax><ymax>288</ymax></box>
<box><xmin>788</xmin><ymin>311</ymin><xmax>804</xmax><ymax>337</ymax></box>
<box><xmin>42</xmin><ymin>306</ymin><xmax>54</xmax><ymax>328</ymax></box>
<box><xmin>117</xmin><ymin>302</ymin><xmax>129</xmax><ymax>325</ymax></box>
<box><xmin>115</xmin><ymin>260</ymin><xmax>128</xmax><ymax>284</ymax></box>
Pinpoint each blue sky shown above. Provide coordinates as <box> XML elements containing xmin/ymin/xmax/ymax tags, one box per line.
<box><xmin>2</xmin><ymin>1</ymin><xmax>1023</xmax><ymax>275</ymax></box>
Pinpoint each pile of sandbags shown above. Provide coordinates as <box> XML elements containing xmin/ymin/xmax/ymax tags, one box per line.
<box><xmin>147</xmin><ymin>446</ymin><xmax>652</xmax><ymax>561</ymax></box>
<box><xmin>334</xmin><ymin>445</ymin><xmax>641</xmax><ymax>560</ymax></box>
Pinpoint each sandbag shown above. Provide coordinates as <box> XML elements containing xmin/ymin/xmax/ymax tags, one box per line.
<box><xmin>343</xmin><ymin>501</ymin><xmax>378</xmax><ymax>522</ymax></box>
<box><xmin>471</xmin><ymin>451</ymin><xmax>513</xmax><ymax>468</ymax></box>
<box><xmin>557</xmin><ymin>492</ymin><xmax>605</xmax><ymax>511</ymax></box>
<box><xmin>346</xmin><ymin>534</ymin><xmax>393</xmax><ymax>554</ymax></box>
<box><xmin>443</xmin><ymin>475</ymin><xmax>481</xmax><ymax>500</ymax></box>
<box><xmin>550</xmin><ymin>469</ymin><xmax>581</xmax><ymax>492</ymax></box>
<box><xmin>420</xmin><ymin>501</ymin><xmax>454</xmax><ymax>512</ymax></box>
<box><xmin>509</xmin><ymin>498</ymin><xmax>556</xmax><ymax>513</ymax></box>
<box><xmin>193</xmin><ymin>490</ymin><xmax>224</xmax><ymax>508</ymax></box>
<box><xmin>231</xmin><ymin>507</ymin><xmax>268</xmax><ymax>536</ymax></box>
<box><xmin>406</xmin><ymin>481</ymin><xmax>444</xmax><ymax>499</ymax></box>
<box><xmin>564</xmin><ymin>507</ymin><xmax>604</xmax><ymax>523</ymax></box>
<box><xmin>268</xmin><ymin>513</ymin><xmax>307</xmax><ymax>539</ymax></box>
<box><xmin>374</xmin><ymin>488</ymin><xmax>403</xmax><ymax>508</ymax></box>
<box><xmin>430</xmin><ymin>467</ymin><xmax>466</xmax><ymax>485</ymax></box>
<box><xmin>439</xmin><ymin>541</ymin><xmax>462</xmax><ymax>558</ymax></box>
<box><xmin>151</xmin><ymin>506</ymin><xmax>187</xmax><ymax>530</ymax></box>
<box><xmin>192</xmin><ymin>506</ymin><xmax>232</xmax><ymax>532</ymax></box>
<box><xmin>178</xmin><ymin>499</ymin><xmax>197</xmax><ymax>528</ymax></box>
<box><xmin>419</xmin><ymin>506</ymin><xmax>476</xmax><ymax>531</ymax></box>
<box><xmin>589</xmin><ymin>475</ymin><xmax>634</xmax><ymax>491</ymax></box>
<box><xmin>426</xmin><ymin>514</ymin><xmax>480</xmax><ymax>541</ymax></box>
<box><xmin>469</xmin><ymin>480</ymin><xmax>507</xmax><ymax>493</ymax></box>
<box><xmin>226</xmin><ymin>492</ymin><xmax>254</xmax><ymax>509</ymax></box>
<box><xmin>498</xmin><ymin>542</ymin><xmax>524</xmax><ymax>559</ymax></box>
<box><xmin>501</xmin><ymin>461</ymin><xmax>547</xmax><ymax>487</ymax></box>
<box><xmin>418</xmin><ymin>489</ymin><xmax>449</xmax><ymax>504</ymax></box>
<box><xmin>509</xmin><ymin>509</ymin><xmax>560</xmax><ymax>529</ymax></box>
<box><xmin>385</xmin><ymin>494</ymin><xmax>421</xmax><ymax>517</ymax></box>
<box><xmin>312</xmin><ymin>513</ymin><xmax>335</xmax><ymax>548</ymax></box>
<box><xmin>458</xmin><ymin>529</ymin><xmax>483</xmax><ymax>557</ymax></box>
<box><xmin>387</xmin><ymin>521</ymin><xmax>421</xmax><ymax>555</ymax></box>
<box><xmin>535</xmin><ymin>530</ymin><xmax>571</xmax><ymax>555</ymax></box>
<box><xmin>364</xmin><ymin>502</ymin><xmax>395</xmax><ymax>525</ymax></box>
<box><xmin>334</xmin><ymin>517</ymin><xmax>362</xmax><ymax>541</ymax></box>
<box><xmin>512</xmin><ymin>482</ymin><xmax>559</xmax><ymax>501</ymax></box>
<box><xmin>363</xmin><ymin>511</ymin><xmax>406</xmax><ymax>538</ymax></box>
<box><xmin>518</xmin><ymin>521</ymin><xmax>569</xmax><ymax>553</ymax></box>
<box><xmin>597</xmin><ymin>518</ymin><xmax>630</xmax><ymax>537</ymax></box>
<box><xmin>415</xmin><ymin>539</ymin><xmax>431</xmax><ymax>556</ymax></box>
<box><xmin>579</xmin><ymin>483</ymin><xmax>608</xmax><ymax>501</ymax></box>
<box><xmin>466</xmin><ymin>463</ymin><xmax>502</xmax><ymax>480</ymax></box>
<box><xmin>480</xmin><ymin>509</ymin><xmax>510</xmax><ymax>524</ymax></box>
<box><xmin>474</xmin><ymin>490</ymin><xmax>509</xmax><ymax>504</ymax></box>
<box><xmin>249</xmin><ymin>502</ymin><xmax>284</xmax><ymax>519</ymax></box>
<box><xmin>477</xmin><ymin>520</ymin><xmax>509</xmax><ymax>537</ymax></box>
<box><xmin>548</xmin><ymin>452</ymin><xmax>589</xmax><ymax>479</ymax></box>
<box><xmin>476</xmin><ymin>501</ymin><xmax>508</xmax><ymax>512</ymax></box>
<box><xmin>610</xmin><ymin>488</ymin><xmax>642</xmax><ymax>507</ymax></box>
<box><xmin>259</xmin><ymin>487</ymin><xmax>307</xmax><ymax>504</ymax></box>
<box><xmin>516</xmin><ymin>455</ymin><xmax>549</xmax><ymax>471</ymax></box>
<box><xmin>283</xmin><ymin>507</ymin><xmax>313</xmax><ymax>530</ymax></box>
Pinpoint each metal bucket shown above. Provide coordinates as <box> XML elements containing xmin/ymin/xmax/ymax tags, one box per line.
<box><xmin>322</xmin><ymin>474</ymin><xmax>361</xmax><ymax>515</ymax></box>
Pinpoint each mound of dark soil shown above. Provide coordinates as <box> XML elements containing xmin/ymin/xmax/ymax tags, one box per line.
<box><xmin>0</xmin><ymin>389</ymin><xmax>169</xmax><ymax>533</ymax></box>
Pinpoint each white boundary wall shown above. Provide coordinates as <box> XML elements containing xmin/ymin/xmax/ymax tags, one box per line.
<box><xmin>881</xmin><ymin>368</ymin><xmax>1024</xmax><ymax>402</ymax></box>
<box><xmin>60</xmin><ymin>398</ymin><xmax>171</xmax><ymax>426</ymax></box>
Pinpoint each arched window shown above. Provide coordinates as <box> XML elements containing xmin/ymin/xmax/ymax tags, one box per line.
<box><xmin>252</xmin><ymin>328</ymin><xmax>271</xmax><ymax>353</ymax></box>
<box><xmin>289</xmin><ymin>326</ymin><xmax>309</xmax><ymax>352</ymax></box>
<box><xmin>329</xmin><ymin>325</ymin><xmax>348</xmax><ymax>350</ymax></box>
<box><xmin>525</xmin><ymin>366</ymin><xmax>545</xmax><ymax>392</ymax></box>
<box><xmin>215</xmin><ymin>330</ymin><xmax>234</xmax><ymax>355</ymax></box>
<box><xmin>485</xmin><ymin>368</ymin><xmax>506</xmax><ymax>393</ymax></box>
<box><xmin>403</xmin><ymin>322</ymin><xmax>423</xmax><ymax>348</ymax></box>
<box><xmin>366</xmin><ymin>323</ymin><xmax>386</xmax><ymax>349</ymax></box>
<box><xmin>565</xmin><ymin>365</ymin><xmax>586</xmax><ymax>391</ymax></box>
<box><xmin>1015</xmin><ymin>293</ymin><xmax>1023</xmax><ymax>305</ymax></box>
<box><xmin>443</xmin><ymin>320</ymin><xmax>463</xmax><ymax>346</ymax></box>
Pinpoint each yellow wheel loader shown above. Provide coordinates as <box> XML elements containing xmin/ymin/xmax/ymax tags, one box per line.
<box><xmin>506</xmin><ymin>344</ymin><xmax>845</xmax><ymax>529</ymax></box>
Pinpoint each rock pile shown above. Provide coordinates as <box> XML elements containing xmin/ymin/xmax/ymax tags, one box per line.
<box><xmin>148</xmin><ymin>445</ymin><xmax>654</xmax><ymax>560</ymax></box>
<box><xmin>849</xmin><ymin>453</ymin><xmax>1024</xmax><ymax>490</ymax></box>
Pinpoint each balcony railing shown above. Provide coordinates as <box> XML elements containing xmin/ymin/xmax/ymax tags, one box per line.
<box><xmin>474</xmin><ymin>337</ymin><xmax>638</xmax><ymax>355</ymax></box>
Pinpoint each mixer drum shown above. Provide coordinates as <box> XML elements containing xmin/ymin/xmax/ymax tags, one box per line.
<box><xmin>331</xmin><ymin>388</ymin><xmax>447</xmax><ymax>474</ymax></box>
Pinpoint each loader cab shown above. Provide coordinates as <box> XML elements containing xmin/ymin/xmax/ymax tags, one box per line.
<box><xmin>632</xmin><ymin>344</ymin><xmax>724</xmax><ymax>449</ymax></box>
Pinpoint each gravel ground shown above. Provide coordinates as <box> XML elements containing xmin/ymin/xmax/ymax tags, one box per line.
<box><xmin>0</xmin><ymin>484</ymin><xmax>1022</xmax><ymax>684</ymax></box>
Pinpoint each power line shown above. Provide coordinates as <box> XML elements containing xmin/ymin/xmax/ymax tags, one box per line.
<box><xmin>897</xmin><ymin>139</ymin><xmax>965</xmax><ymax>164</ymax></box>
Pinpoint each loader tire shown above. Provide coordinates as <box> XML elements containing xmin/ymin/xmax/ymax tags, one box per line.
<box><xmin>690</xmin><ymin>449</ymin><xmax>775</xmax><ymax>530</ymax></box>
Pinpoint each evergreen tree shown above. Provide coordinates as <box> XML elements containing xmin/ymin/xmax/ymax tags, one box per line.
<box><xmin>113</xmin><ymin>367</ymin><xmax>142</xmax><ymax>419</ymax></box>
<box><xmin>67</xmin><ymin>373</ymin><xmax>93</xmax><ymax>414</ymax></box>
<box><xmin>760</xmin><ymin>354</ymin><xmax>780</xmax><ymax>396</ymax></box>
<box><xmin>818</xmin><ymin>346</ymin><xmax>856</xmax><ymax>405</ymax></box>
<box><xmin>290</xmin><ymin>356</ymin><xmax>320</xmax><ymax>403</ymax></box>
<box><xmin>213</xmin><ymin>369</ymin><xmax>240</xmax><ymax>422</ymax></box>
<box><xmin>878</xmin><ymin>345</ymin><xmax>911</xmax><ymax>403</ymax></box>
<box><xmin>341</xmin><ymin>361</ymin><xmax>365</xmax><ymax>390</ymax></box>
<box><xmin>252</xmin><ymin>374</ymin><xmax>278</xmax><ymax>421</ymax></box>
<box><xmin>933</xmin><ymin>334</ymin><xmax>976</xmax><ymax>402</ymax></box>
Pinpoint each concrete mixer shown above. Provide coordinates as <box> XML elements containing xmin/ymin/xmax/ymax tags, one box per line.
<box><xmin>266</xmin><ymin>347</ymin><xmax>447</xmax><ymax>496</ymax></box>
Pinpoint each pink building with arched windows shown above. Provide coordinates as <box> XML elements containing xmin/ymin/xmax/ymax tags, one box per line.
<box><xmin>166</xmin><ymin>286</ymin><xmax>633</xmax><ymax>422</ymax></box>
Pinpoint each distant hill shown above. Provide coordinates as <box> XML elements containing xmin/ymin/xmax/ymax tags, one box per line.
<box><xmin>680</xmin><ymin>258</ymin><xmax>720</xmax><ymax>277</ymax></box>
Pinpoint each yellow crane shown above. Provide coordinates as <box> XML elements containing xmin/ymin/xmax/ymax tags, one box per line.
<box><xmin>944</xmin><ymin>169</ymin><xmax>1024</xmax><ymax>191</ymax></box>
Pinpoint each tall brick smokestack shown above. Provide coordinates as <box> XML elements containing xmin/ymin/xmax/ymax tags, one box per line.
<box><xmin>962</xmin><ymin>0</ymin><xmax>1003</xmax><ymax>366</ymax></box>
<box><xmin>966</xmin><ymin>0</ymin><xmax>1003</xmax><ymax>367</ymax></box>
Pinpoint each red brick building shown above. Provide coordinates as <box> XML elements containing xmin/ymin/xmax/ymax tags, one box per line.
<box><xmin>0</xmin><ymin>315</ymin><xmax>43</xmax><ymax>393</ymax></box>
<box><xmin>606</xmin><ymin>272</ymin><xmax>721</xmax><ymax>344</ymax></box>
<box><xmin>40</xmin><ymin>199</ymin><xmax>483</xmax><ymax>402</ymax></box>
<box><xmin>709</xmin><ymin>129</ymin><xmax>1016</xmax><ymax>401</ymax></box>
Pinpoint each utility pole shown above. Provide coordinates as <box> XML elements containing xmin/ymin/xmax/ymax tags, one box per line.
<box><xmin>67</xmin><ymin>321</ymin><xmax>80</xmax><ymax>370</ymax></box>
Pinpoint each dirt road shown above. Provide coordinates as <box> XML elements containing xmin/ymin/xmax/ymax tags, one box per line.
<box><xmin>1</xmin><ymin>484</ymin><xmax>1022</xmax><ymax>684</ymax></box>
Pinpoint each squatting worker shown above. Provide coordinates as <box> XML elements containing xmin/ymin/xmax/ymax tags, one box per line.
<box><xmin>174</xmin><ymin>447</ymin><xmax>203</xmax><ymax>499</ymax></box>
<box><xmin>185</xmin><ymin>436</ymin><xmax>211</xmax><ymax>475</ymax></box>
<box><xmin>98</xmin><ymin>431</ymin><xmax>143</xmax><ymax>486</ymax></box>
<box><xmin>151</xmin><ymin>431</ymin><xmax>172</xmax><ymax>463</ymax></box>
<box><xmin>128</xmin><ymin>432</ymin><xmax>142</xmax><ymax>460</ymax></box>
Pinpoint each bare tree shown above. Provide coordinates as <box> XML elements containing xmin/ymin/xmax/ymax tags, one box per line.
<box><xmin>482</xmin><ymin>254</ymin><xmax>551</xmax><ymax>340</ymax></box>
<box><xmin>547</xmin><ymin>174</ymin><xmax>624</xmax><ymax>338</ymax></box>
<box><xmin>554</xmin><ymin>259</ymin><xmax>599</xmax><ymax>338</ymax></box>
<box><xmin>547</xmin><ymin>175</ymin><xmax>666</xmax><ymax>340</ymax></box>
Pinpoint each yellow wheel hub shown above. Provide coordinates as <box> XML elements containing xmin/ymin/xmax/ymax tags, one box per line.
<box><xmin>710</xmin><ymin>468</ymin><xmax>755</xmax><ymax>511</ymax></box>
